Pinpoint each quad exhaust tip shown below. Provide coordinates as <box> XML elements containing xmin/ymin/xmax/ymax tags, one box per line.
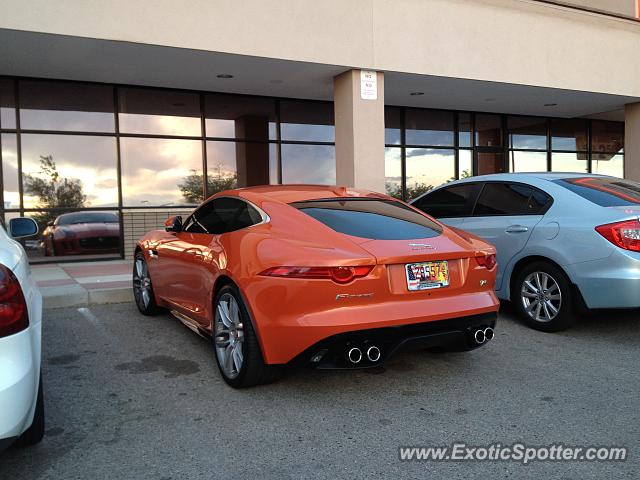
<box><xmin>347</xmin><ymin>347</ymin><xmax>363</xmax><ymax>364</ymax></box>
<box><xmin>366</xmin><ymin>346</ymin><xmax>381</xmax><ymax>362</ymax></box>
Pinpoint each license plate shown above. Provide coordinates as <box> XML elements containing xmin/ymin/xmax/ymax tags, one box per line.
<box><xmin>406</xmin><ymin>261</ymin><xmax>449</xmax><ymax>291</ymax></box>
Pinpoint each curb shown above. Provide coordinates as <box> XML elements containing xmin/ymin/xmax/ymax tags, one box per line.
<box><xmin>43</xmin><ymin>287</ymin><xmax>133</xmax><ymax>309</ymax></box>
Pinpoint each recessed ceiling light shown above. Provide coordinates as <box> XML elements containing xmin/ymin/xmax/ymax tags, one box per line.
<box><xmin>410</xmin><ymin>92</ymin><xmax>424</xmax><ymax>96</ymax></box>
<box><xmin>544</xmin><ymin>103</ymin><xmax>558</xmax><ymax>107</ymax></box>
<box><xmin>216</xmin><ymin>74</ymin><xmax>233</xmax><ymax>79</ymax></box>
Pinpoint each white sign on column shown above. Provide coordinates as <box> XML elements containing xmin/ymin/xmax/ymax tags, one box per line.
<box><xmin>360</xmin><ymin>70</ymin><xmax>377</xmax><ymax>100</ymax></box>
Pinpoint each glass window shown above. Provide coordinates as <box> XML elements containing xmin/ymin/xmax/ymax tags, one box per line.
<box><xmin>384</xmin><ymin>107</ymin><xmax>401</xmax><ymax>145</ymax></box>
<box><xmin>205</xmin><ymin>94</ymin><xmax>276</xmax><ymax>140</ymax></box>
<box><xmin>592</xmin><ymin>153</ymin><xmax>624</xmax><ymax>178</ymax></box>
<box><xmin>281</xmin><ymin>144</ymin><xmax>336</xmax><ymax>184</ymax></box>
<box><xmin>477</xmin><ymin>152</ymin><xmax>505</xmax><ymax>175</ymax></box>
<box><xmin>474</xmin><ymin>183</ymin><xmax>534</xmax><ymax>216</ymax></box>
<box><xmin>550</xmin><ymin>118</ymin><xmax>588</xmax><ymax>151</ymax></box>
<box><xmin>185</xmin><ymin>197</ymin><xmax>262</xmax><ymax>234</ymax></box>
<box><xmin>291</xmin><ymin>199</ymin><xmax>442</xmax><ymax>240</ymax></box>
<box><xmin>405</xmin><ymin>109</ymin><xmax>454</xmax><ymax>146</ymax></box>
<box><xmin>280</xmin><ymin>100</ymin><xmax>334</xmax><ymax>142</ymax></box>
<box><xmin>19</xmin><ymin>80</ymin><xmax>115</xmax><ymax>132</ymax></box>
<box><xmin>459</xmin><ymin>149</ymin><xmax>472</xmax><ymax>179</ymax></box>
<box><xmin>118</xmin><ymin>88</ymin><xmax>201</xmax><ymax>136</ymax></box>
<box><xmin>591</xmin><ymin>120</ymin><xmax>624</xmax><ymax>154</ymax></box>
<box><xmin>508</xmin><ymin>116</ymin><xmax>547</xmax><ymax>150</ymax></box>
<box><xmin>25</xmin><ymin>208</ymin><xmax>121</xmax><ymax>261</ymax></box>
<box><xmin>385</xmin><ymin>147</ymin><xmax>402</xmax><ymax>199</ymax></box>
<box><xmin>509</xmin><ymin>151</ymin><xmax>547</xmax><ymax>172</ymax></box>
<box><xmin>207</xmin><ymin>141</ymin><xmax>277</xmax><ymax>194</ymax></box>
<box><xmin>21</xmin><ymin>134</ymin><xmax>118</xmax><ymax>208</ymax></box>
<box><xmin>458</xmin><ymin>113</ymin><xmax>472</xmax><ymax>148</ymax></box>
<box><xmin>475</xmin><ymin>114</ymin><xmax>502</xmax><ymax>147</ymax></box>
<box><xmin>121</xmin><ymin>137</ymin><xmax>202</xmax><ymax>206</ymax></box>
<box><xmin>413</xmin><ymin>183</ymin><xmax>482</xmax><ymax>218</ymax></box>
<box><xmin>406</xmin><ymin>148</ymin><xmax>455</xmax><ymax>200</ymax></box>
<box><xmin>552</xmin><ymin>177</ymin><xmax>640</xmax><ymax>207</ymax></box>
<box><xmin>1</xmin><ymin>134</ymin><xmax>19</xmax><ymax>209</ymax></box>
<box><xmin>551</xmin><ymin>152</ymin><xmax>588</xmax><ymax>173</ymax></box>
<box><xmin>528</xmin><ymin>190</ymin><xmax>552</xmax><ymax>214</ymax></box>
<box><xmin>0</xmin><ymin>79</ymin><xmax>16</xmax><ymax>129</ymax></box>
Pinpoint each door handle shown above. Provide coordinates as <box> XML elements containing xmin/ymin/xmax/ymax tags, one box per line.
<box><xmin>505</xmin><ymin>225</ymin><xmax>529</xmax><ymax>233</ymax></box>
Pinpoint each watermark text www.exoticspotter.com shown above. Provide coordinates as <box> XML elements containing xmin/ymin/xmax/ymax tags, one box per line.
<box><xmin>398</xmin><ymin>443</ymin><xmax>628</xmax><ymax>465</ymax></box>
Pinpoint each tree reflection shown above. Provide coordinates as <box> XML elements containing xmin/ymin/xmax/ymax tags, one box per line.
<box><xmin>23</xmin><ymin>155</ymin><xmax>86</xmax><ymax>228</ymax></box>
<box><xmin>179</xmin><ymin>165</ymin><xmax>237</xmax><ymax>203</ymax></box>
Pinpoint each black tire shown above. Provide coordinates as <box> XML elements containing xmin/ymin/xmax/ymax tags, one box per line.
<box><xmin>511</xmin><ymin>260</ymin><xmax>577</xmax><ymax>332</ymax></box>
<box><xmin>15</xmin><ymin>374</ymin><xmax>44</xmax><ymax>447</ymax></box>
<box><xmin>212</xmin><ymin>285</ymin><xmax>279</xmax><ymax>388</ymax></box>
<box><xmin>133</xmin><ymin>252</ymin><xmax>163</xmax><ymax>316</ymax></box>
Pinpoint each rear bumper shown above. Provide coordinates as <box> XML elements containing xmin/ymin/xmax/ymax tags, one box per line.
<box><xmin>251</xmin><ymin>288</ymin><xmax>499</xmax><ymax>364</ymax></box>
<box><xmin>290</xmin><ymin>312</ymin><xmax>497</xmax><ymax>369</ymax></box>
<box><xmin>567</xmin><ymin>249</ymin><xmax>640</xmax><ymax>309</ymax></box>
<box><xmin>0</xmin><ymin>327</ymin><xmax>40</xmax><ymax>443</ymax></box>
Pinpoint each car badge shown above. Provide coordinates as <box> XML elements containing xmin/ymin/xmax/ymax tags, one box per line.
<box><xmin>408</xmin><ymin>243</ymin><xmax>435</xmax><ymax>251</ymax></box>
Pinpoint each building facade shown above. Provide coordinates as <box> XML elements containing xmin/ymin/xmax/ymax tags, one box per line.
<box><xmin>1</xmin><ymin>0</ymin><xmax>639</xmax><ymax>262</ymax></box>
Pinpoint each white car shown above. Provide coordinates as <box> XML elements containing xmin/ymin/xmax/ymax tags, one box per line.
<box><xmin>0</xmin><ymin>217</ymin><xmax>44</xmax><ymax>450</ymax></box>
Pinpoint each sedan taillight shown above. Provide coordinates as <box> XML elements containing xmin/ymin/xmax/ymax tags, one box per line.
<box><xmin>596</xmin><ymin>219</ymin><xmax>640</xmax><ymax>252</ymax></box>
<box><xmin>0</xmin><ymin>265</ymin><xmax>29</xmax><ymax>338</ymax></box>
<box><xmin>259</xmin><ymin>266</ymin><xmax>374</xmax><ymax>284</ymax></box>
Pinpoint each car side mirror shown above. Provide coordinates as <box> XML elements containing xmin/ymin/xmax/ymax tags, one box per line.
<box><xmin>9</xmin><ymin>217</ymin><xmax>39</xmax><ymax>238</ymax></box>
<box><xmin>165</xmin><ymin>215</ymin><xmax>183</xmax><ymax>233</ymax></box>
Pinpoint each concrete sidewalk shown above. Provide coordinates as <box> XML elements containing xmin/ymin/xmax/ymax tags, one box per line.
<box><xmin>32</xmin><ymin>260</ymin><xmax>132</xmax><ymax>308</ymax></box>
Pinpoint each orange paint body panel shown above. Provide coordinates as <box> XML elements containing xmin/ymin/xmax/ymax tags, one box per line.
<box><xmin>138</xmin><ymin>185</ymin><xmax>499</xmax><ymax>366</ymax></box>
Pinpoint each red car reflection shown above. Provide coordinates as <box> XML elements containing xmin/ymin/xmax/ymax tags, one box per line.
<box><xmin>42</xmin><ymin>211</ymin><xmax>120</xmax><ymax>256</ymax></box>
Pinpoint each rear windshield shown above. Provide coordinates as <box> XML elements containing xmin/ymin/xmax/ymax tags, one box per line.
<box><xmin>57</xmin><ymin>212</ymin><xmax>119</xmax><ymax>225</ymax></box>
<box><xmin>290</xmin><ymin>199</ymin><xmax>442</xmax><ymax>240</ymax></box>
<box><xmin>552</xmin><ymin>177</ymin><xmax>640</xmax><ymax>207</ymax></box>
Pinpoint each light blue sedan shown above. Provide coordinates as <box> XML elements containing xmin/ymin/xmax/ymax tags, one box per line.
<box><xmin>411</xmin><ymin>173</ymin><xmax>640</xmax><ymax>331</ymax></box>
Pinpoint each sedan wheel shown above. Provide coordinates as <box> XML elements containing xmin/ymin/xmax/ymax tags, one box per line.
<box><xmin>520</xmin><ymin>271</ymin><xmax>562</xmax><ymax>322</ymax></box>
<box><xmin>512</xmin><ymin>260</ymin><xmax>576</xmax><ymax>332</ymax></box>
<box><xmin>132</xmin><ymin>252</ymin><xmax>162</xmax><ymax>315</ymax></box>
<box><xmin>214</xmin><ymin>293</ymin><xmax>245</xmax><ymax>380</ymax></box>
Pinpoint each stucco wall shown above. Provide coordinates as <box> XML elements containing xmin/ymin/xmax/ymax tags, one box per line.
<box><xmin>1</xmin><ymin>0</ymin><xmax>639</xmax><ymax>96</ymax></box>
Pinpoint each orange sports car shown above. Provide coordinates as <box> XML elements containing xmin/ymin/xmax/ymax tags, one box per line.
<box><xmin>134</xmin><ymin>185</ymin><xmax>499</xmax><ymax>388</ymax></box>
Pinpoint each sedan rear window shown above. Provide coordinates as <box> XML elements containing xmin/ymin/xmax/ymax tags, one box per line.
<box><xmin>291</xmin><ymin>199</ymin><xmax>442</xmax><ymax>240</ymax></box>
<box><xmin>553</xmin><ymin>177</ymin><xmax>640</xmax><ymax>207</ymax></box>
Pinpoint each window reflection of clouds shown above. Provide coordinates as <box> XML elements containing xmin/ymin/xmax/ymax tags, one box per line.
<box><xmin>509</xmin><ymin>151</ymin><xmax>547</xmax><ymax>172</ymax></box>
<box><xmin>121</xmin><ymin>137</ymin><xmax>202</xmax><ymax>206</ymax></box>
<box><xmin>19</xmin><ymin>81</ymin><xmax>115</xmax><ymax>132</ymax></box>
<box><xmin>385</xmin><ymin>147</ymin><xmax>402</xmax><ymax>197</ymax></box>
<box><xmin>551</xmin><ymin>152</ymin><xmax>588</xmax><ymax>173</ymax></box>
<box><xmin>592</xmin><ymin>154</ymin><xmax>624</xmax><ymax>178</ymax></box>
<box><xmin>21</xmin><ymin>134</ymin><xmax>118</xmax><ymax>208</ymax></box>
<box><xmin>281</xmin><ymin>144</ymin><xmax>336</xmax><ymax>184</ymax></box>
<box><xmin>1</xmin><ymin>134</ymin><xmax>19</xmax><ymax>208</ymax></box>
<box><xmin>406</xmin><ymin>148</ymin><xmax>455</xmax><ymax>189</ymax></box>
<box><xmin>119</xmin><ymin>114</ymin><xmax>201</xmax><ymax>137</ymax></box>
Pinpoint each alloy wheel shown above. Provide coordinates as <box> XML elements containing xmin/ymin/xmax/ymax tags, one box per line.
<box><xmin>133</xmin><ymin>258</ymin><xmax>152</xmax><ymax>310</ymax></box>
<box><xmin>214</xmin><ymin>293</ymin><xmax>245</xmax><ymax>379</ymax></box>
<box><xmin>520</xmin><ymin>271</ymin><xmax>562</xmax><ymax>323</ymax></box>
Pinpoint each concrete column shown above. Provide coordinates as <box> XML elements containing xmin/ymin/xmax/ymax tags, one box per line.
<box><xmin>333</xmin><ymin>69</ymin><xmax>385</xmax><ymax>192</ymax></box>
<box><xmin>624</xmin><ymin>103</ymin><xmax>640</xmax><ymax>182</ymax></box>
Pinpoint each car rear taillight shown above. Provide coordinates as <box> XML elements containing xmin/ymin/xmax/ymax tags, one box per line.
<box><xmin>596</xmin><ymin>219</ymin><xmax>640</xmax><ymax>252</ymax></box>
<box><xmin>258</xmin><ymin>266</ymin><xmax>374</xmax><ymax>284</ymax></box>
<box><xmin>475</xmin><ymin>254</ymin><xmax>497</xmax><ymax>270</ymax></box>
<box><xmin>0</xmin><ymin>265</ymin><xmax>29</xmax><ymax>338</ymax></box>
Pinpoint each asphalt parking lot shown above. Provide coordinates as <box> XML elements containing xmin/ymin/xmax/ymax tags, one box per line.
<box><xmin>1</xmin><ymin>303</ymin><xmax>639</xmax><ymax>479</ymax></box>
